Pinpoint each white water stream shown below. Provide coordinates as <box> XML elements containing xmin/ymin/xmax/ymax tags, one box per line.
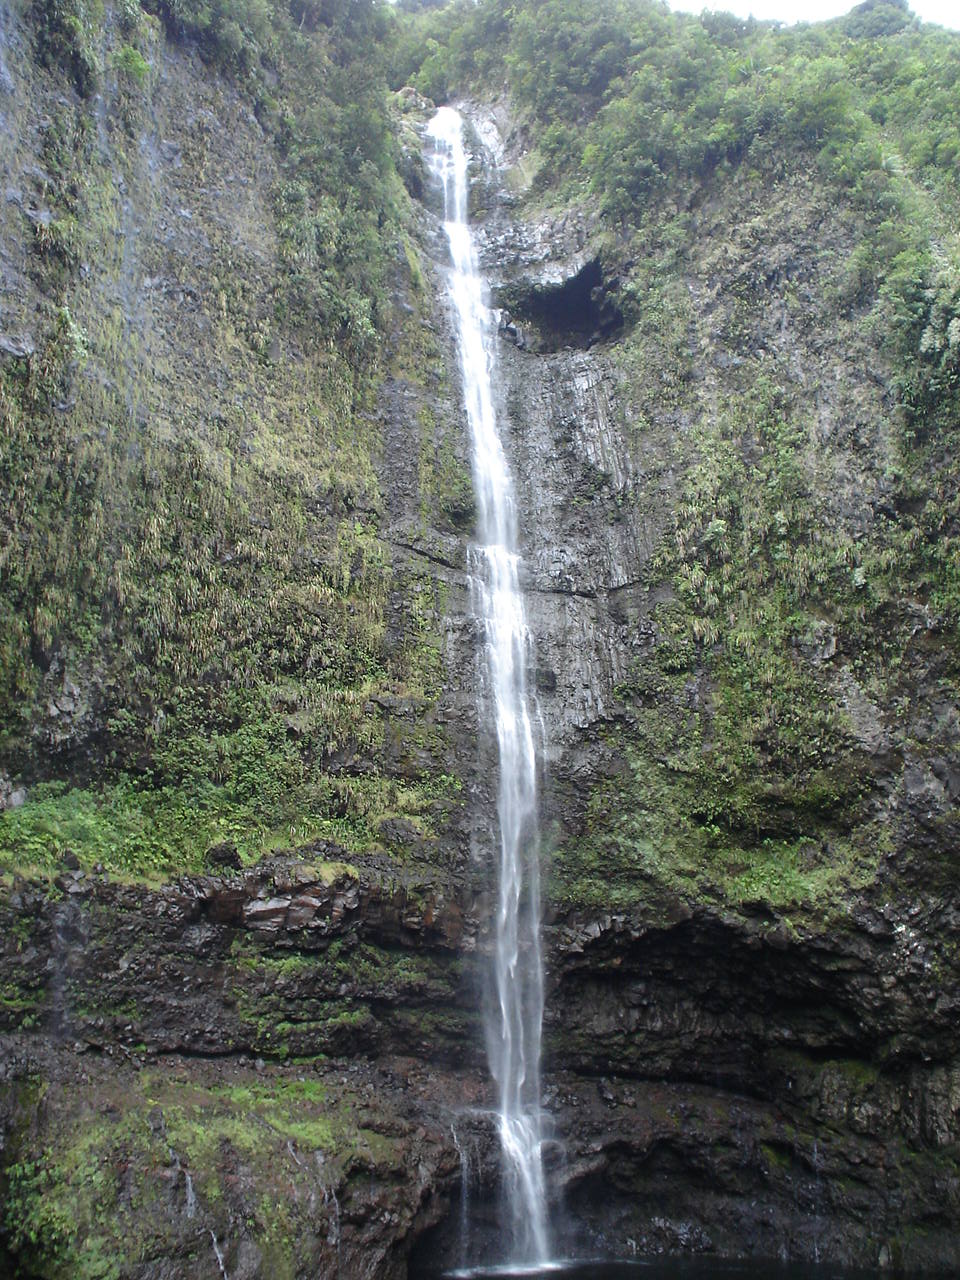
<box><xmin>426</xmin><ymin>106</ymin><xmax>549</xmax><ymax>1266</ymax></box>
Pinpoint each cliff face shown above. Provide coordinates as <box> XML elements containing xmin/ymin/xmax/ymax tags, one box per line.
<box><xmin>452</xmin><ymin>96</ymin><xmax>960</xmax><ymax>1270</ymax></box>
<box><xmin>0</xmin><ymin>0</ymin><xmax>473</xmax><ymax>882</ymax></box>
<box><xmin>3</xmin><ymin>1</ymin><xmax>960</xmax><ymax>1276</ymax></box>
<box><xmin>0</xmin><ymin>4</ymin><xmax>481</xmax><ymax>1273</ymax></box>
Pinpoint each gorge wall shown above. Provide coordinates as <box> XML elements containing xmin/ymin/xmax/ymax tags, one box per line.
<box><xmin>3</xmin><ymin>0</ymin><xmax>960</xmax><ymax>1276</ymax></box>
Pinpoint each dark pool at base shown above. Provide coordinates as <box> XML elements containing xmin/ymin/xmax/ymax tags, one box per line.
<box><xmin>435</xmin><ymin>1261</ymin><xmax>890</xmax><ymax>1280</ymax></box>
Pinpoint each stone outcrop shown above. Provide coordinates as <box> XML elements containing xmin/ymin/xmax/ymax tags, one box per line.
<box><xmin>0</xmin><ymin>856</ymin><xmax>480</xmax><ymax>1277</ymax></box>
<box><xmin>3</xmin><ymin>847</ymin><xmax>960</xmax><ymax>1273</ymax></box>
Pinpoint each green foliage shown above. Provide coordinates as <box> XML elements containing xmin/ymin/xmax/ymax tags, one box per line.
<box><xmin>0</xmin><ymin>771</ymin><xmax>279</xmax><ymax>880</ymax></box>
<box><xmin>399</xmin><ymin>0</ymin><xmax>960</xmax><ymax>428</ymax></box>
<box><xmin>552</xmin><ymin>640</ymin><xmax>878</xmax><ymax>918</ymax></box>
<box><xmin>273</xmin><ymin>180</ymin><xmax>381</xmax><ymax>361</ymax></box>
<box><xmin>842</xmin><ymin>0</ymin><xmax>915</xmax><ymax>41</ymax></box>
<box><xmin>32</xmin><ymin>0</ymin><xmax>104</xmax><ymax>96</ymax></box>
<box><xmin>397</xmin><ymin>0</ymin><xmax>960</xmax><ymax>207</ymax></box>
<box><xmin>554</xmin><ymin>312</ymin><xmax>958</xmax><ymax>919</ymax></box>
<box><xmin>562</xmin><ymin>345</ymin><xmax>957</xmax><ymax>918</ymax></box>
<box><xmin>654</xmin><ymin>378</ymin><xmax>844</xmax><ymax>652</ymax></box>
<box><xmin>396</xmin><ymin>9</ymin><xmax>960</xmax><ymax>930</ymax></box>
<box><xmin>1</xmin><ymin>0</ymin><xmax>466</xmax><ymax>882</ymax></box>
<box><xmin>0</xmin><ymin>342</ymin><xmax>456</xmax><ymax>875</ymax></box>
<box><xmin>14</xmin><ymin>0</ymin><xmax>957</xmax><ymax>899</ymax></box>
<box><xmin>0</xmin><ymin>703</ymin><xmax>460</xmax><ymax>878</ymax></box>
<box><xmin>141</xmin><ymin>0</ymin><xmax>278</xmax><ymax>76</ymax></box>
<box><xmin>111</xmin><ymin>44</ymin><xmax>149</xmax><ymax>82</ymax></box>
<box><xmin>131</xmin><ymin>0</ymin><xmax>403</xmax><ymax>356</ymax></box>
<box><xmin>0</xmin><ymin>1068</ymin><xmax>405</xmax><ymax>1280</ymax></box>
<box><xmin>4</xmin><ymin>1157</ymin><xmax>79</xmax><ymax>1275</ymax></box>
<box><xmin>157</xmin><ymin>1075</ymin><xmax>336</xmax><ymax>1164</ymax></box>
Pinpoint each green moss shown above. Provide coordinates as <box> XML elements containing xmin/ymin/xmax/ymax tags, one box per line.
<box><xmin>111</xmin><ymin>44</ymin><xmax>148</xmax><ymax>83</ymax></box>
<box><xmin>551</xmin><ymin>634</ymin><xmax>879</xmax><ymax>919</ymax></box>
<box><xmin>0</xmin><ymin>981</ymin><xmax>44</xmax><ymax>1023</ymax></box>
<box><xmin>158</xmin><ymin>1079</ymin><xmax>335</xmax><ymax>1164</ymax></box>
<box><xmin>554</xmin><ymin>338</ymin><xmax>956</xmax><ymax>919</ymax></box>
<box><xmin>760</xmin><ymin>1142</ymin><xmax>794</xmax><ymax>1172</ymax></box>
<box><xmin>321</xmin><ymin>938</ymin><xmax>462</xmax><ymax>994</ymax></box>
<box><xmin>0</xmin><ymin>1066</ymin><xmax>409</xmax><ymax>1279</ymax></box>
<box><xmin>387</xmin><ymin>1005</ymin><xmax>474</xmax><ymax>1047</ymax></box>
<box><xmin>2</xmin><ymin>1108</ymin><xmax>160</xmax><ymax>1280</ymax></box>
<box><xmin>3</xmin><ymin>0</ymin><xmax>461</xmax><ymax>884</ymax></box>
<box><xmin>32</xmin><ymin>0</ymin><xmax>104</xmax><ymax>96</ymax></box>
<box><xmin>416</xmin><ymin>400</ymin><xmax>475</xmax><ymax>536</ymax></box>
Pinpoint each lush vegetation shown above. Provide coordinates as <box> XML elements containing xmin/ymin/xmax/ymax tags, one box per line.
<box><xmin>7</xmin><ymin>0</ymin><xmax>960</xmax><ymax>904</ymax></box>
<box><xmin>7</xmin><ymin>5</ymin><xmax>960</xmax><ymax>1277</ymax></box>
<box><xmin>396</xmin><ymin>0</ymin><xmax>960</xmax><ymax>418</ymax></box>
<box><xmin>2</xmin><ymin>0</ymin><xmax>457</xmax><ymax>879</ymax></box>
<box><xmin>389</xmin><ymin>0</ymin><xmax>960</xmax><ymax>914</ymax></box>
<box><xmin>2</xmin><ymin>1067</ymin><xmax>407</xmax><ymax>1280</ymax></box>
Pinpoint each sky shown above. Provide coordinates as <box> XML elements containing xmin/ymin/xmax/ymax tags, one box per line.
<box><xmin>667</xmin><ymin>0</ymin><xmax>959</xmax><ymax>29</ymax></box>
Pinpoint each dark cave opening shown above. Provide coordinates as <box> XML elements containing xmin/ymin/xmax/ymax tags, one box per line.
<box><xmin>495</xmin><ymin>258</ymin><xmax>624</xmax><ymax>352</ymax></box>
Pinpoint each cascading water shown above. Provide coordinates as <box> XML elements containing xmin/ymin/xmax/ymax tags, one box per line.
<box><xmin>426</xmin><ymin>106</ymin><xmax>549</xmax><ymax>1267</ymax></box>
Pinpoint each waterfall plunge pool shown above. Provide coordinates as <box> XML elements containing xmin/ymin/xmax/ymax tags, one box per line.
<box><xmin>425</xmin><ymin>1261</ymin><xmax>893</xmax><ymax>1280</ymax></box>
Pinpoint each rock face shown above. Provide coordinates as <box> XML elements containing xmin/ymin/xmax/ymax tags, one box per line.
<box><xmin>0</xmin><ymin>859</ymin><xmax>480</xmax><ymax>1279</ymax></box>
<box><xmin>541</xmin><ymin>901</ymin><xmax>960</xmax><ymax>1270</ymax></box>
<box><xmin>2</xmin><ymin>15</ymin><xmax>960</xmax><ymax>1280</ymax></box>
<box><xmin>406</xmin><ymin>104</ymin><xmax>960</xmax><ymax>1274</ymax></box>
<box><xmin>4</xmin><ymin>853</ymin><xmax>960</xmax><ymax>1275</ymax></box>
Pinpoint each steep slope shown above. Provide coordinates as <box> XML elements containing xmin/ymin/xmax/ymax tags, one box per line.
<box><xmin>397</xmin><ymin>0</ymin><xmax>960</xmax><ymax>1269</ymax></box>
<box><xmin>2</xmin><ymin>0</ymin><xmax>960</xmax><ymax>1275</ymax></box>
<box><xmin>0</xmin><ymin>4</ymin><xmax>482</xmax><ymax>1275</ymax></box>
<box><xmin>0</xmin><ymin>0</ymin><xmax>472</xmax><ymax>881</ymax></box>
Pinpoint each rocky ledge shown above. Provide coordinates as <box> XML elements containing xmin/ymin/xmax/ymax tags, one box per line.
<box><xmin>2</xmin><ymin>852</ymin><xmax>960</xmax><ymax>1276</ymax></box>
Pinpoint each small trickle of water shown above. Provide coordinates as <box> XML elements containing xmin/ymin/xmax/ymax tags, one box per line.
<box><xmin>48</xmin><ymin>904</ymin><xmax>74</xmax><ymax>1038</ymax></box>
<box><xmin>0</xmin><ymin>4</ymin><xmax>13</xmax><ymax>98</ymax></box>
<box><xmin>811</xmin><ymin>1140</ymin><xmax>822</xmax><ymax>1264</ymax></box>
<box><xmin>426</xmin><ymin>105</ymin><xmax>549</xmax><ymax>1268</ymax></box>
<box><xmin>168</xmin><ymin>1148</ymin><xmax>196</xmax><ymax>1218</ymax></box>
<box><xmin>322</xmin><ymin>1181</ymin><xmax>342</xmax><ymax>1263</ymax></box>
<box><xmin>451</xmin><ymin>1122</ymin><xmax>474</xmax><ymax>1270</ymax></box>
<box><xmin>209</xmin><ymin>1230</ymin><xmax>229</xmax><ymax>1279</ymax></box>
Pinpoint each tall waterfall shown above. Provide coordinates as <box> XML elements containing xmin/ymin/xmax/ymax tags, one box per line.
<box><xmin>426</xmin><ymin>107</ymin><xmax>549</xmax><ymax>1266</ymax></box>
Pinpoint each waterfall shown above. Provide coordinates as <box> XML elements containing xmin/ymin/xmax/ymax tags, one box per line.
<box><xmin>426</xmin><ymin>107</ymin><xmax>549</xmax><ymax>1266</ymax></box>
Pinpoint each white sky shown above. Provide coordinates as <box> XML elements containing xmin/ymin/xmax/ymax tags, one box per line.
<box><xmin>667</xmin><ymin>0</ymin><xmax>959</xmax><ymax>30</ymax></box>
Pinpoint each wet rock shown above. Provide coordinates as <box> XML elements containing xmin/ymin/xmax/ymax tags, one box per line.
<box><xmin>206</xmin><ymin>841</ymin><xmax>241</xmax><ymax>871</ymax></box>
<box><xmin>243</xmin><ymin>895</ymin><xmax>291</xmax><ymax>931</ymax></box>
<box><xmin>287</xmin><ymin>889</ymin><xmax>329</xmax><ymax>929</ymax></box>
<box><xmin>0</xmin><ymin>331</ymin><xmax>34</xmax><ymax>359</ymax></box>
<box><xmin>493</xmin><ymin>256</ymin><xmax>624</xmax><ymax>352</ymax></box>
<box><xmin>0</xmin><ymin>44</ymin><xmax>959</xmax><ymax>1278</ymax></box>
<box><xmin>0</xmin><ymin>775</ymin><xmax>26</xmax><ymax>810</ymax></box>
<box><xmin>377</xmin><ymin>817</ymin><xmax>423</xmax><ymax>851</ymax></box>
